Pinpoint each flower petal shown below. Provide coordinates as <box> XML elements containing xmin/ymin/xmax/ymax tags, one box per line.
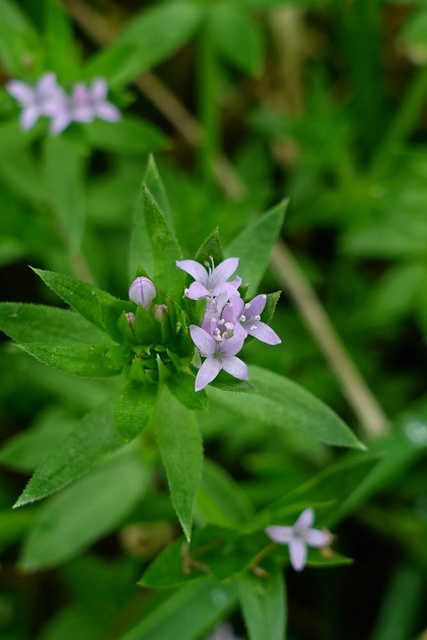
<box><xmin>289</xmin><ymin>537</ymin><xmax>307</xmax><ymax>571</ymax></box>
<box><xmin>96</xmin><ymin>101</ymin><xmax>122</xmax><ymax>122</ymax></box>
<box><xmin>265</xmin><ymin>525</ymin><xmax>294</xmax><ymax>544</ymax></box>
<box><xmin>37</xmin><ymin>72</ymin><xmax>58</xmax><ymax>95</ymax></box>
<box><xmin>176</xmin><ymin>260</ymin><xmax>208</xmax><ymax>284</ymax></box>
<box><xmin>217</xmin><ymin>332</ymin><xmax>245</xmax><ymax>356</ymax></box>
<box><xmin>222</xmin><ymin>296</ymin><xmax>244</xmax><ymax>324</ymax></box>
<box><xmin>245</xmin><ymin>294</ymin><xmax>267</xmax><ymax>317</ymax></box>
<box><xmin>294</xmin><ymin>508</ymin><xmax>315</xmax><ymax>531</ymax></box>
<box><xmin>20</xmin><ymin>105</ymin><xmax>40</xmax><ymax>130</ymax></box>
<box><xmin>91</xmin><ymin>77</ymin><xmax>108</xmax><ymax>100</ymax></box>
<box><xmin>6</xmin><ymin>80</ymin><xmax>33</xmax><ymax>104</ymax></box>
<box><xmin>209</xmin><ymin>257</ymin><xmax>239</xmax><ymax>288</ymax></box>
<box><xmin>304</xmin><ymin>529</ymin><xmax>331</xmax><ymax>548</ymax></box>
<box><xmin>49</xmin><ymin>112</ymin><xmax>72</xmax><ymax>135</ymax></box>
<box><xmin>220</xmin><ymin>355</ymin><xmax>248</xmax><ymax>380</ymax></box>
<box><xmin>185</xmin><ymin>281</ymin><xmax>211</xmax><ymax>300</ymax></box>
<box><xmin>245</xmin><ymin>321</ymin><xmax>281</xmax><ymax>345</ymax></box>
<box><xmin>195</xmin><ymin>356</ymin><xmax>221</xmax><ymax>391</ymax></box>
<box><xmin>189</xmin><ymin>325</ymin><xmax>216</xmax><ymax>356</ymax></box>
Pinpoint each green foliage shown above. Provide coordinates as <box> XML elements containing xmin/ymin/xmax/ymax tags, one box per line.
<box><xmin>154</xmin><ymin>384</ymin><xmax>203</xmax><ymax>541</ymax></box>
<box><xmin>16</xmin><ymin>342</ymin><xmax>123</xmax><ymax>377</ymax></box>
<box><xmin>114</xmin><ymin>380</ymin><xmax>157</xmax><ymax>442</ymax></box>
<box><xmin>238</xmin><ymin>564</ymin><xmax>286</xmax><ymax>640</ymax></box>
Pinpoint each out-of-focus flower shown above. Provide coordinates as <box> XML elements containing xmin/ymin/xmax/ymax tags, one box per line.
<box><xmin>176</xmin><ymin>257</ymin><xmax>241</xmax><ymax>300</ymax></box>
<box><xmin>205</xmin><ymin>623</ymin><xmax>242</xmax><ymax>640</ymax></box>
<box><xmin>6</xmin><ymin>72</ymin><xmax>67</xmax><ymax>133</ymax></box>
<box><xmin>70</xmin><ymin>77</ymin><xmax>121</xmax><ymax>124</ymax></box>
<box><xmin>265</xmin><ymin>508</ymin><xmax>332</xmax><ymax>572</ymax></box>
<box><xmin>189</xmin><ymin>324</ymin><xmax>248</xmax><ymax>391</ymax></box>
<box><xmin>129</xmin><ymin>277</ymin><xmax>157</xmax><ymax>308</ymax></box>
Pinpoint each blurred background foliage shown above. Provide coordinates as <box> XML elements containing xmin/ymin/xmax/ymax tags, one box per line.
<box><xmin>0</xmin><ymin>0</ymin><xmax>427</xmax><ymax>639</ymax></box>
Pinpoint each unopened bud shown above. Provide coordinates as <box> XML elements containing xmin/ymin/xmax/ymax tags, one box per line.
<box><xmin>129</xmin><ymin>277</ymin><xmax>156</xmax><ymax>308</ymax></box>
<box><xmin>154</xmin><ymin>304</ymin><xmax>168</xmax><ymax>323</ymax></box>
<box><xmin>125</xmin><ymin>312</ymin><xmax>135</xmax><ymax>328</ymax></box>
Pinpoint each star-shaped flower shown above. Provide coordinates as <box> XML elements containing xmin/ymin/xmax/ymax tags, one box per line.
<box><xmin>176</xmin><ymin>257</ymin><xmax>241</xmax><ymax>300</ymax></box>
<box><xmin>70</xmin><ymin>77</ymin><xmax>121</xmax><ymax>124</ymax></box>
<box><xmin>6</xmin><ymin>72</ymin><xmax>67</xmax><ymax>133</ymax></box>
<box><xmin>189</xmin><ymin>324</ymin><xmax>248</xmax><ymax>391</ymax></box>
<box><xmin>265</xmin><ymin>508</ymin><xmax>331</xmax><ymax>571</ymax></box>
<box><xmin>223</xmin><ymin>294</ymin><xmax>281</xmax><ymax>345</ymax></box>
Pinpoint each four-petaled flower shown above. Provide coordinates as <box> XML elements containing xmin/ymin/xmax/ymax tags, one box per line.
<box><xmin>176</xmin><ymin>257</ymin><xmax>241</xmax><ymax>300</ymax></box>
<box><xmin>189</xmin><ymin>324</ymin><xmax>248</xmax><ymax>391</ymax></box>
<box><xmin>265</xmin><ymin>508</ymin><xmax>332</xmax><ymax>571</ymax></box>
<box><xmin>70</xmin><ymin>78</ymin><xmax>122</xmax><ymax>125</ymax></box>
<box><xmin>6</xmin><ymin>72</ymin><xmax>67</xmax><ymax>133</ymax></box>
<box><xmin>223</xmin><ymin>294</ymin><xmax>281</xmax><ymax>345</ymax></box>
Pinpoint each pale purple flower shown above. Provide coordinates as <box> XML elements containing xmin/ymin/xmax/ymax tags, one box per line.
<box><xmin>224</xmin><ymin>295</ymin><xmax>281</xmax><ymax>345</ymax></box>
<box><xmin>176</xmin><ymin>257</ymin><xmax>242</xmax><ymax>300</ymax></box>
<box><xmin>205</xmin><ymin>623</ymin><xmax>242</xmax><ymax>640</ymax></box>
<box><xmin>6</xmin><ymin>72</ymin><xmax>68</xmax><ymax>133</ymax></box>
<box><xmin>129</xmin><ymin>277</ymin><xmax>157</xmax><ymax>308</ymax></box>
<box><xmin>154</xmin><ymin>304</ymin><xmax>168</xmax><ymax>322</ymax></box>
<box><xmin>70</xmin><ymin>78</ymin><xmax>121</xmax><ymax>124</ymax></box>
<box><xmin>265</xmin><ymin>508</ymin><xmax>332</xmax><ymax>572</ymax></box>
<box><xmin>125</xmin><ymin>312</ymin><xmax>135</xmax><ymax>328</ymax></box>
<box><xmin>189</xmin><ymin>324</ymin><xmax>248</xmax><ymax>391</ymax></box>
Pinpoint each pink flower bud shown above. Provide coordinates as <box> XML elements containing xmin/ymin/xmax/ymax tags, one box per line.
<box><xmin>129</xmin><ymin>277</ymin><xmax>156</xmax><ymax>308</ymax></box>
<box><xmin>154</xmin><ymin>304</ymin><xmax>168</xmax><ymax>323</ymax></box>
<box><xmin>125</xmin><ymin>312</ymin><xmax>135</xmax><ymax>328</ymax></box>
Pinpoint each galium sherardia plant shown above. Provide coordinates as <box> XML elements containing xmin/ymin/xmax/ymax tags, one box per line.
<box><xmin>0</xmin><ymin>157</ymin><xmax>371</xmax><ymax>637</ymax></box>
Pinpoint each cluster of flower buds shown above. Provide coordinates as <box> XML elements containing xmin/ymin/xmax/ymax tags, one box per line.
<box><xmin>6</xmin><ymin>72</ymin><xmax>121</xmax><ymax>135</ymax></box>
<box><xmin>176</xmin><ymin>257</ymin><xmax>281</xmax><ymax>391</ymax></box>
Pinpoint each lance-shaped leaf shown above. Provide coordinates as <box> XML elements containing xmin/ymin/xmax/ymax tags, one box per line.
<box><xmin>167</xmin><ymin>373</ymin><xmax>208</xmax><ymax>413</ymax></box>
<box><xmin>141</xmin><ymin>184</ymin><xmax>185</xmax><ymax>300</ymax></box>
<box><xmin>144</xmin><ymin>154</ymin><xmax>172</xmax><ymax>222</ymax></box>
<box><xmin>225</xmin><ymin>199</ymin><xmax>288</xmax><ymax>297</ymax></box>
<box><xmin>209</xmin><ymin>365</ymin><xmax>364</xmax><ymax>449</ymax></box>
<box><xmin>15</xmin><ymin>401</ymin><xmax>123</xmax><ymax>507</ymax></box>
<box><xmin>239</xmin><ymin>563</ymin><xmax>287</xmax><ymax>640</ymax></box>
<box><xmin>194</xmin><ymin>227</ymin><xmax>225</xmax><ymax>266</ymax></box>
<box><xmin>114</xmin><ymin>381</ymin><xmax>157</xmax><ymax>442</ymax></box>
<box><xmin>32</xmin><ymin>268</ymin><xmax>122</xmax><ymax>333</ymax></box>
<box><xmin>154</xmin><ymin>384</ymin><xmax>203</xmax><ymax>541</ymax></box>
<box><xmin>0</xmin><ymin>302</ymin><xmax>107</xmax><ymax>344</ymax></box>
<box><xmin>15</xmin><ymin>343</ymin><xmax>123</xmax><ymax>377</ymax></box>
<box><xmin>121</xmin><ymin>576</ymin><xmax>238</xmax><ymax>640</ymax></box>
<box><xmin>44</xmin><ymin>0</ymin><xmax>81</xmax><ymax>78</ymax></box>
<box><xmin>19</xmin><ymin>447</ymin><xmax>149</xmax><ymax>571</ymax></box>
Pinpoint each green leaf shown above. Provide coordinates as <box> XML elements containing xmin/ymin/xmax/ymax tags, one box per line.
<box><xmin>209</xmin><ymin>365</ymin><xmax>364</xmax><ymax>449</ymax></box>
<box><xmin>0</xmin><ymin>407</ymin><xmax>77</xmax><ymax>472</ymax></box>
<box><xmin>226</xmin><ymin>199</ymin><xmax>288</xmax><ymax>297</ymax></box>
<box><xmin>15</xmin><ymin>401</ymin><xmax>124</xmax><ymax>507</ymax></box>
<box><xmin>196</xmin><ymin>458</ymin><xmax>254</xmax><ymax>527</ymax></box>
<box><xmin>142</xmin><ymin>184</ymin><xmax>185</xmax><ymax>300</ymax></box>
<box><xmin>0</xmin><ymin>0</ymin><xmax>43</xmax><ymax>75</ymax></box>
<box><xmin>20</xmin><ymin>448</ymin><xmax>148</xmax><ymax>570</ymax></box>
<box><xmin>257</xmin><ymin>453</ymin><xmax>380</xmax><ymax>529</ymax></box>
<box><xmin>85</xmin><ymin>1</ymin><xmax>203</xmax><ymax>89</ymax></box>
<box><xmin>32</xmin><ymin>268</ymin><xmax>121</xmax><ymax>333</ymax></box>
<box><xmin>42</xmin><ymin>135</ymin><xmax>87</xmax><ymax>249</ymax></box>
<box><xmin>239</xmin><ymin>564</ymin><xmax>286</xmax><ymax>640</ymax></box>
<box><xmin>120</xmin><ymin>576</ymin><xmax>238</xmax><ymax>640</ymax></box>
<box><xmin>194</xmin><ymin>227</ymin><xmax>225</xmax><ymax>266</ymax></box>
<box><xmin>44</xmin><ymin>0</ymin><xmax>81</xmax><ymax>78</ymax></box>
<box><xmin>16</xmin><ymin>343</ymin><xmax>123</xmax><ymax>377</ymax></box>
<box><xmin>85</xmin><ymin>117</ymin><xmax>168</xmax><ymax>155</ymax></box>
<box><xmin>154</xmin><ymin>384</ymin><xmax>203</xmax><ymax>540</ymax></box>
<box><xmin>210</xmin><ymin>3</ymin><xmax>265</xmax><ymax>75</ymax></box>
<box><xmin>114</xmin><ymin>381</ymin><xmax>157</xmax><ymax>442</ymax></box>
<box><xmin>0</xmin><ymin>122</ymin><xmax>44</xmax><ymax>203</ymax></box>
<box><xmin>144</xmin><ymin>154</ymin><xmax>172</xmax><ymax>223</ymax></box>
<box><xmin>167</xmin><ymin>373</ymin><xmax>208</xmax><ymax>412</ymax></box>
<box><xmin>0</xmin><ymin>303</ymin><xmax>108</xmax><ymax>344</ymax></box>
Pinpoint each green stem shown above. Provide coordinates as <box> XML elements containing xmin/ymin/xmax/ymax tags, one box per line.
<box><xmin>370</xmin><ymin>63</ymin><xmax>427</xmax><ymax>179</ymax></box>
<box><xmin>197</xmin><ymin>21</ymin><xmax>220</xmax><ymax>192</ymax></box>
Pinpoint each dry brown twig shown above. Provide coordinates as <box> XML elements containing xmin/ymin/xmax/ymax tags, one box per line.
<box><xmin>62</xmin><ymin>0</ymin><xmax>389</xmax><ymax>438</ymax></box>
